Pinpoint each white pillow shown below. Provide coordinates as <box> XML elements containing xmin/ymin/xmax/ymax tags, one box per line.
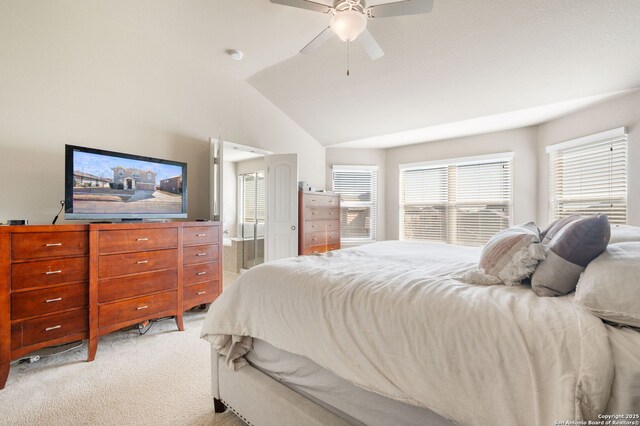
<box><xmin>460</xmin><ymin>222</ymin><xmax>545</xmax><ymax>286</ymax></box>
<box><xmin>575</xmin><ymin>242</ymin><xmax>640</xmax><ymax>328</ymax></box>
<box><xmin>609</xmin><ymin>225</ymin><xmax>640</xmax><ymax>244</ymax></box>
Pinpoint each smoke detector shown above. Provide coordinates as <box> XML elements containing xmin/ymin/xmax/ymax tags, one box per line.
<box><xmin>227</xmin><ymin>49</ymin><xmax>244</xmax><ymax>61</ymax></box>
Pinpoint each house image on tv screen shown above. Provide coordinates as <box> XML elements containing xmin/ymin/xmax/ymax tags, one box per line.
<box><xmin>159</xmin><ymin>176</ymin><xmax>182</xmax><ymax>194</ymax></box>
<box><xmin>111</xmin><ymin>167</ymin><xmax>157</xmax><ymax>190</ymax></box>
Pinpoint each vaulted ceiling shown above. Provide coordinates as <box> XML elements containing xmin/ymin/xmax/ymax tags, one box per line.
<box><xmin>210</xmin><ymin>0</ymin><xmax>640</xmax><ymax>147</ymax></box>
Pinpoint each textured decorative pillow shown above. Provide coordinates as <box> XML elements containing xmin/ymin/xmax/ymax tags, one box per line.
<box><xmin>609</xmin><ymin>225</ymin><xmax>640</xmax><ymax>244</ymax></box>
<box><xmin>460</xmin><ymin>222</ymin><xmax>545</xmax><ymax>286</ymax></box>
<box><xmin>575</xmin><ymin>242</ymin><xmax>640</xmax><ymax>327</ymax></box>
<box><xmin>539</xmin><ymin>215</ymin><xmax>581</xmax><ymax>244</ymax></box>
<box><xmin>531</xmin><ymin>214</ymin><xmax>610</xmax><ymax>297</ymax></box>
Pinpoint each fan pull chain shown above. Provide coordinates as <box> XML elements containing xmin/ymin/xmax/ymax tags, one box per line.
<box><xmin>347</xmin><ymin>42</ymin><xmax>350</xmax><ymax>76</ymax></box>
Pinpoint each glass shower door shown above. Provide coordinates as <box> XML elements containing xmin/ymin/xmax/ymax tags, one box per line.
<box><xmin>240</xmin><ymin>171</ymin><xmax>265</xmax><ymax>269</ymax></box>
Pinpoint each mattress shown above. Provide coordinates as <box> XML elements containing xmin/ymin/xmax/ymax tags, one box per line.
<box><xmin>245</xmin><ymin>338</ymin><xmax>454</xmax><ymax>426</ymax></box>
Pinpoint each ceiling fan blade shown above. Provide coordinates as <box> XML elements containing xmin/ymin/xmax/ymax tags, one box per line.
<box><xmin>269</xmin><ymin>0</ymin><xmax>332</xmax><ymax>14</ymax></box>
<box><xmin>300</xmin><ymin>26</ymin><xmax>334</xmax><ymax>54</ymax></box>
<box><xmin>367</xmin><ymin>0</ymin><xmax>434</xmax><ymax>18</ymax></box>
<box><xmin>359</xmin><ymin>28</ymin><xmax>384</xmax><ymax>60</ymax></box>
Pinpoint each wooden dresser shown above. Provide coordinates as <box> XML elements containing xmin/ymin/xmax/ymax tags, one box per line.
<box><xmin>298</xmin><ymin>191</ymin><xmax>341</xmax><ymax>255</ymax></box>
<box><xmin>181</xmin><ymin>223</ymin><xmax>221</xmax><ymax>311</ymax></box>
<box><xmin>0</xmin><ymin>221</ymin><xmax>222</xmax><ymax>389</ymax></box>
<box><xmin>0</xmin><ymin>225</ymin><xmax>90</xmax><ymax>390</ymax></box>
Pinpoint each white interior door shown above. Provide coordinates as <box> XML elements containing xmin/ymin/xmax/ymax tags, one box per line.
<box><xmin>265</xmin><ymin>154</ymin><xmax>298</xmax><ymax>262</ymax></box>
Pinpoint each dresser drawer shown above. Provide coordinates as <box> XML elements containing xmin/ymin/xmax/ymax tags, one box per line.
<box><xmin>98</xmin><ymin>291</ymin><xmax>176</xmax><ymax>328</ymax></box>
<box><xmin>11</xmin><ymin>308</ymin><xmax>88</xmax><ymax>349</ymax></box>
<box><xmin>305</xmin><ymin>220</ymin><xmax>339</xmax><ymax>234</ymax></box>
<box><xmin>183</xmin><ymin>262</ymin><xmax>218</xmax><ymax>287</ymax></box>
<box><xmin>98</xmin><ymin>269</ymin><xmax>178</xmax><ymax>304</ymax></box>
<box><xmin>302</xmin><ymin>242</ymin><xmax>340</xmax><ymax>256</ymax></box>
<box><xmin>304</xmin><ymin>194</ymin><xmax>339</xmax><ymax>208</ymax></box>
<box><xmin>304</xmin><ymin>206</ymin><xmax>339</xmax><ymax>221</ymax></box>
<box><xmin>183</xmin><ymin>244</ymin><xmax>218</xmax><ymax>265</ymax></box>
<box><xmin>12</xmin><ymin>232</ymin><xmax>88</xmax><ymax>261</ymax></box>
<box><xmin>98</xmin><ymin>228</ymin><xmax>178</xmax><ymax>254</ymax></box>
<box><xmin>99</xmin><ymin>249</ymin><xmax>177</xmax><ymax>278</ymax></box>
<box><xmin>304</xmin><ymin>231</ymin><xmax>340</xmax><ymax>247</ymax></box>
<box><xmin>183</xmin><ymin>281</ymin><xmax>219</xmax><ymax>309</ymax></box>
<box><xmin>11</xmin><ymin>257</ymin><xmax>88</xmax><ymax>291</ymax></box>
<box><xmin>183</xmin><ymin>226</ymin><xmax>218</xmax><ymax>246</ymax></box>
<box><xmin>12</xmin><ymin>282</ymin><xmax>88</xmax><ymax>320</ymax></box>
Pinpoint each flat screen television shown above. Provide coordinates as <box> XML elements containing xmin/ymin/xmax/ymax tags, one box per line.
<box><xmin>65</xmin><ymin>145</ymin><xmax>188</xmax><ymax>220</ymax></box>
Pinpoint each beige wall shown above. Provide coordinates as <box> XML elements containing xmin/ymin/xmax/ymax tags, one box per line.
<box><xmin>384</xmin><ymin>127</ymin><xmax>539</xmax><ymax>240</ymax></box>
<box><xmin>0</xmin><ymin>1</ymin><xmax>324</xmax><ymax>225</ymax></box>
<box><xmin>536</xmin><ymin>91</ymin><xmax>640</xmax><ymax>226</ymax></box>
<box><xmin>325</xmin><ymin>148</ymin><xmax>386</xmax><ymax>241</ymax></box>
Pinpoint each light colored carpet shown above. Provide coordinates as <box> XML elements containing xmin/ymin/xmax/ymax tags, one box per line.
<box><xmin>0</xmin><ymin>310</ymin><xmax>245</xmax><ymax>426</ymax></box>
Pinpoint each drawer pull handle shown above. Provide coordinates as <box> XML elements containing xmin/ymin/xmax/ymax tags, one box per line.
<box><xmin>196</xmin><ymin>233</ymin><xmax>207</xmax><ymax>237</ymax></box>
<box><xmin>196</xmin><ymin>253</ymin><xmax>207</xmax><ymax>256</ymax></box>
<box><xmin>197</xmin><ymin>291</ymin><xmax>207</xmax><ymax>295</ymax></box>
<box><xmin>137</xmin><ymin>260</ymin><xmax>149</xmax><ymax>264</ymax></box>
<box><xmin>136</xmin><ymin>305</ymin><xmax>149</xmax><ymax>310</ymax></box>
<box><xmin>45</xmin><ymin>270</ymin><xmax>63</xmax><ymax>275</ymax></box>
<box><xmin>46</xmin><ymin>243</ymin><xmax>62</xmax><ymax>247</ymax></box>
<box><xmin>46</xmin><ymin>297</ymin><xmax>62</xmax><ymax>303</ymax></box>
<box><xmin>197</xmin><ymin>272</ymin><xmax>207</xmax><ymax>276</ymax></box>
<box><xmin>137</xmin><ymin>238</ymin><xmax>149</xmax><ymax>241</ymax></box>
<box><xmin>45</xmin><ymin>325</ymin><xmax>61</xmax><ymax>332</ymax></box>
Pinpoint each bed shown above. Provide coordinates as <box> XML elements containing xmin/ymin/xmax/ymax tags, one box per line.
<box><xmin>201</xmin><ymin>241</ymin><xmax>640</xmax><ymax>425</ymax></box>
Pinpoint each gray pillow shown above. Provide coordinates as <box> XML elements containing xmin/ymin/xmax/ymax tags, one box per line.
<box><xmin>539</xmin><ymin>215</ymin><xmax>581</xmax><ymax>244</ymax></box>
<box><xmin>531</xmin><ymin>214</ymin><xmax>611</xmax><ymax>297</ymax></box>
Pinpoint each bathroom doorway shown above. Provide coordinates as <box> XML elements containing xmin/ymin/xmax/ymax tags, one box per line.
<box><xmin>219</xmin><ymin>142</ymin><xmax>271</xmax><ymax>286</ymax></box>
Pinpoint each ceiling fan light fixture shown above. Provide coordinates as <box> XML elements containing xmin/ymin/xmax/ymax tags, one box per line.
<box><xmin>330</xmin><ymin>10</ymin><xmax>367</xmax><ymax>42</ymax></box>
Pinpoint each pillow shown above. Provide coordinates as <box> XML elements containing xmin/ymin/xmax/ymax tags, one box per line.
<box><xmin>575</xmin><ymin>242</ymin><xmax>640</xmax><ymax>327</ymax></box>
<box><xmin>539</xmin><ymin>215</ymin><xmax>581</xmax><ymax>244</ymax></box>
<box><xmin>609</xmin><ymin>225</ymin><xmax>640</xmax><ymax>244</ymax></box>
<box><xmin>531</xmin><ymin>214</ymin><xmax>610</xmax><ymax>297</ymax></box>
<box><xmin>460</xmin><ymin>222</ymin><xmax>545</xmax><ymax>286</ymax></box>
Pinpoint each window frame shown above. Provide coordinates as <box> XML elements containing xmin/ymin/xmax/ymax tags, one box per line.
<box><xmin>546</xmin><ymin>127</ymin><xmax>628</xmax><ymax>225</ymax></box>
<box><xmin>331</xmin><ymin>165</ymin><xmax>378</xmax><ymax>244</ymax></box>
<box><xmin>399</xmin><ymin>153</ymin><xmax>514</xmax><ymax>247</ymax></box>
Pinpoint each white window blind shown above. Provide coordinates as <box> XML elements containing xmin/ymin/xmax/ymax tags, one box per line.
<box><xmin>332</xmin><ymin>165</ymin><xmax>378</xmax><ymax>242</ymax></box>
<box><xmin>400</xmin><ymin>155</ymin><xmax>512</xmax><ymax>247</ymax></box>
<box><xmin>240</xmin><ymin>172</ymin><xmax>265</xmax><ymax>224</ymax></box>
<box><xmin>547</xmin><ymin>128</ymin><xmax>627</xmax><ymax>224</ymax></box>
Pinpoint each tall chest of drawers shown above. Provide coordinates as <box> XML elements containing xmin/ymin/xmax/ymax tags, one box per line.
<box><xmin>298</xmin><ymin>191</ymin><xmax>341</xmax><ymax>255</ymax></box>
<box><xmin>0</xmin><ymin>225</ymin><xmax>90</xmax><ymax>390</ymax></box>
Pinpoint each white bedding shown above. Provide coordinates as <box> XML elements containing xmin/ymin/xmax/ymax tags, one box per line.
<box><xmin>201</xmin><ymin>241</ymin><xmax>617</xmax><ymax>425</ymax></box>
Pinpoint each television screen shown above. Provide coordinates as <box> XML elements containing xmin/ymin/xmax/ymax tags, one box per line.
<box><xmin>65</xmin><ymin>145</ymin><xmax>187</xmax><ymax>220</ymax></box>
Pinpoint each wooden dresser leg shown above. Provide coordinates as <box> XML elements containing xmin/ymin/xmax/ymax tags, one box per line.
<box><xmin>175</xmin><ymin>312</ymin><xmax>184</xmax><ymax>331</ymax></box>
<box><xmin>213</xmin><ymin>397</ymin><xmax>227</xmax><ymax>413</ymax></box>
<box><xmin>0</xmin><ymin>362</ymin><xmax>9</xmax><ymax>390</ymax></box>
<box><xmin>88</xmin><ymin>337</ymin><xmax>98</xmax><ymax>362</ymax></box>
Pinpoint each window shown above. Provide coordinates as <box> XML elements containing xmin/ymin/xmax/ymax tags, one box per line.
<box><xmin>400</xmin><ymin>154</ymin><xmax>512</xmax><ymax>247</ymax></box>
<box><xmin>548</xmin><ymin>128</ymin><xmax>627</xmax><ymax>225</ymax></box>
<box><xmin>332</xmin><ymin>165</ymin><xmax>378</xmax><ymax>242</ymax></box>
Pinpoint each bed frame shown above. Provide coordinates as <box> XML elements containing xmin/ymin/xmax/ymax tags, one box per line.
<box><xmin>210</xmin><ymin>348</ymin><xmax>351</xmax><ymax>426</ymax></box>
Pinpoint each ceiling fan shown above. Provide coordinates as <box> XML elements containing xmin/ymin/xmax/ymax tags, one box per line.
<box><xmin>269</xmin><ymin>0</ymin><xmax>434</xmax><ymax>60</ymax></box>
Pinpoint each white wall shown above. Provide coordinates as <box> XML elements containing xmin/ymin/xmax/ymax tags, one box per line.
<box><xmin>384</xmin><ymin>127</ymin><xmax>539</xmax><ymax>240</ymax></box>
<box><xmin>236</xmin><ymin>158</ymin><xmax>266</xmax><ymax>175</ymax></box>
<box><xmin>325</xmin><ymin>148</ymin><xmax>386</xmax><ymax>241</ymax></box>
<box><xmin>0</xmin><ymin>1</ymin><xmax>324</xmax><ymax>225</ymax></box>
<box><xmin>537</xmin><ymin>90</ymin><xmax>640</xmax><ymax>226</ymax></box>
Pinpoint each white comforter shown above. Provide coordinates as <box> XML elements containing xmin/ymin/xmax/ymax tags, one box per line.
<box><xmin>201</xmin><ymin>241</ymin><xmax>614</xmax><ymax>425</ymax></box>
